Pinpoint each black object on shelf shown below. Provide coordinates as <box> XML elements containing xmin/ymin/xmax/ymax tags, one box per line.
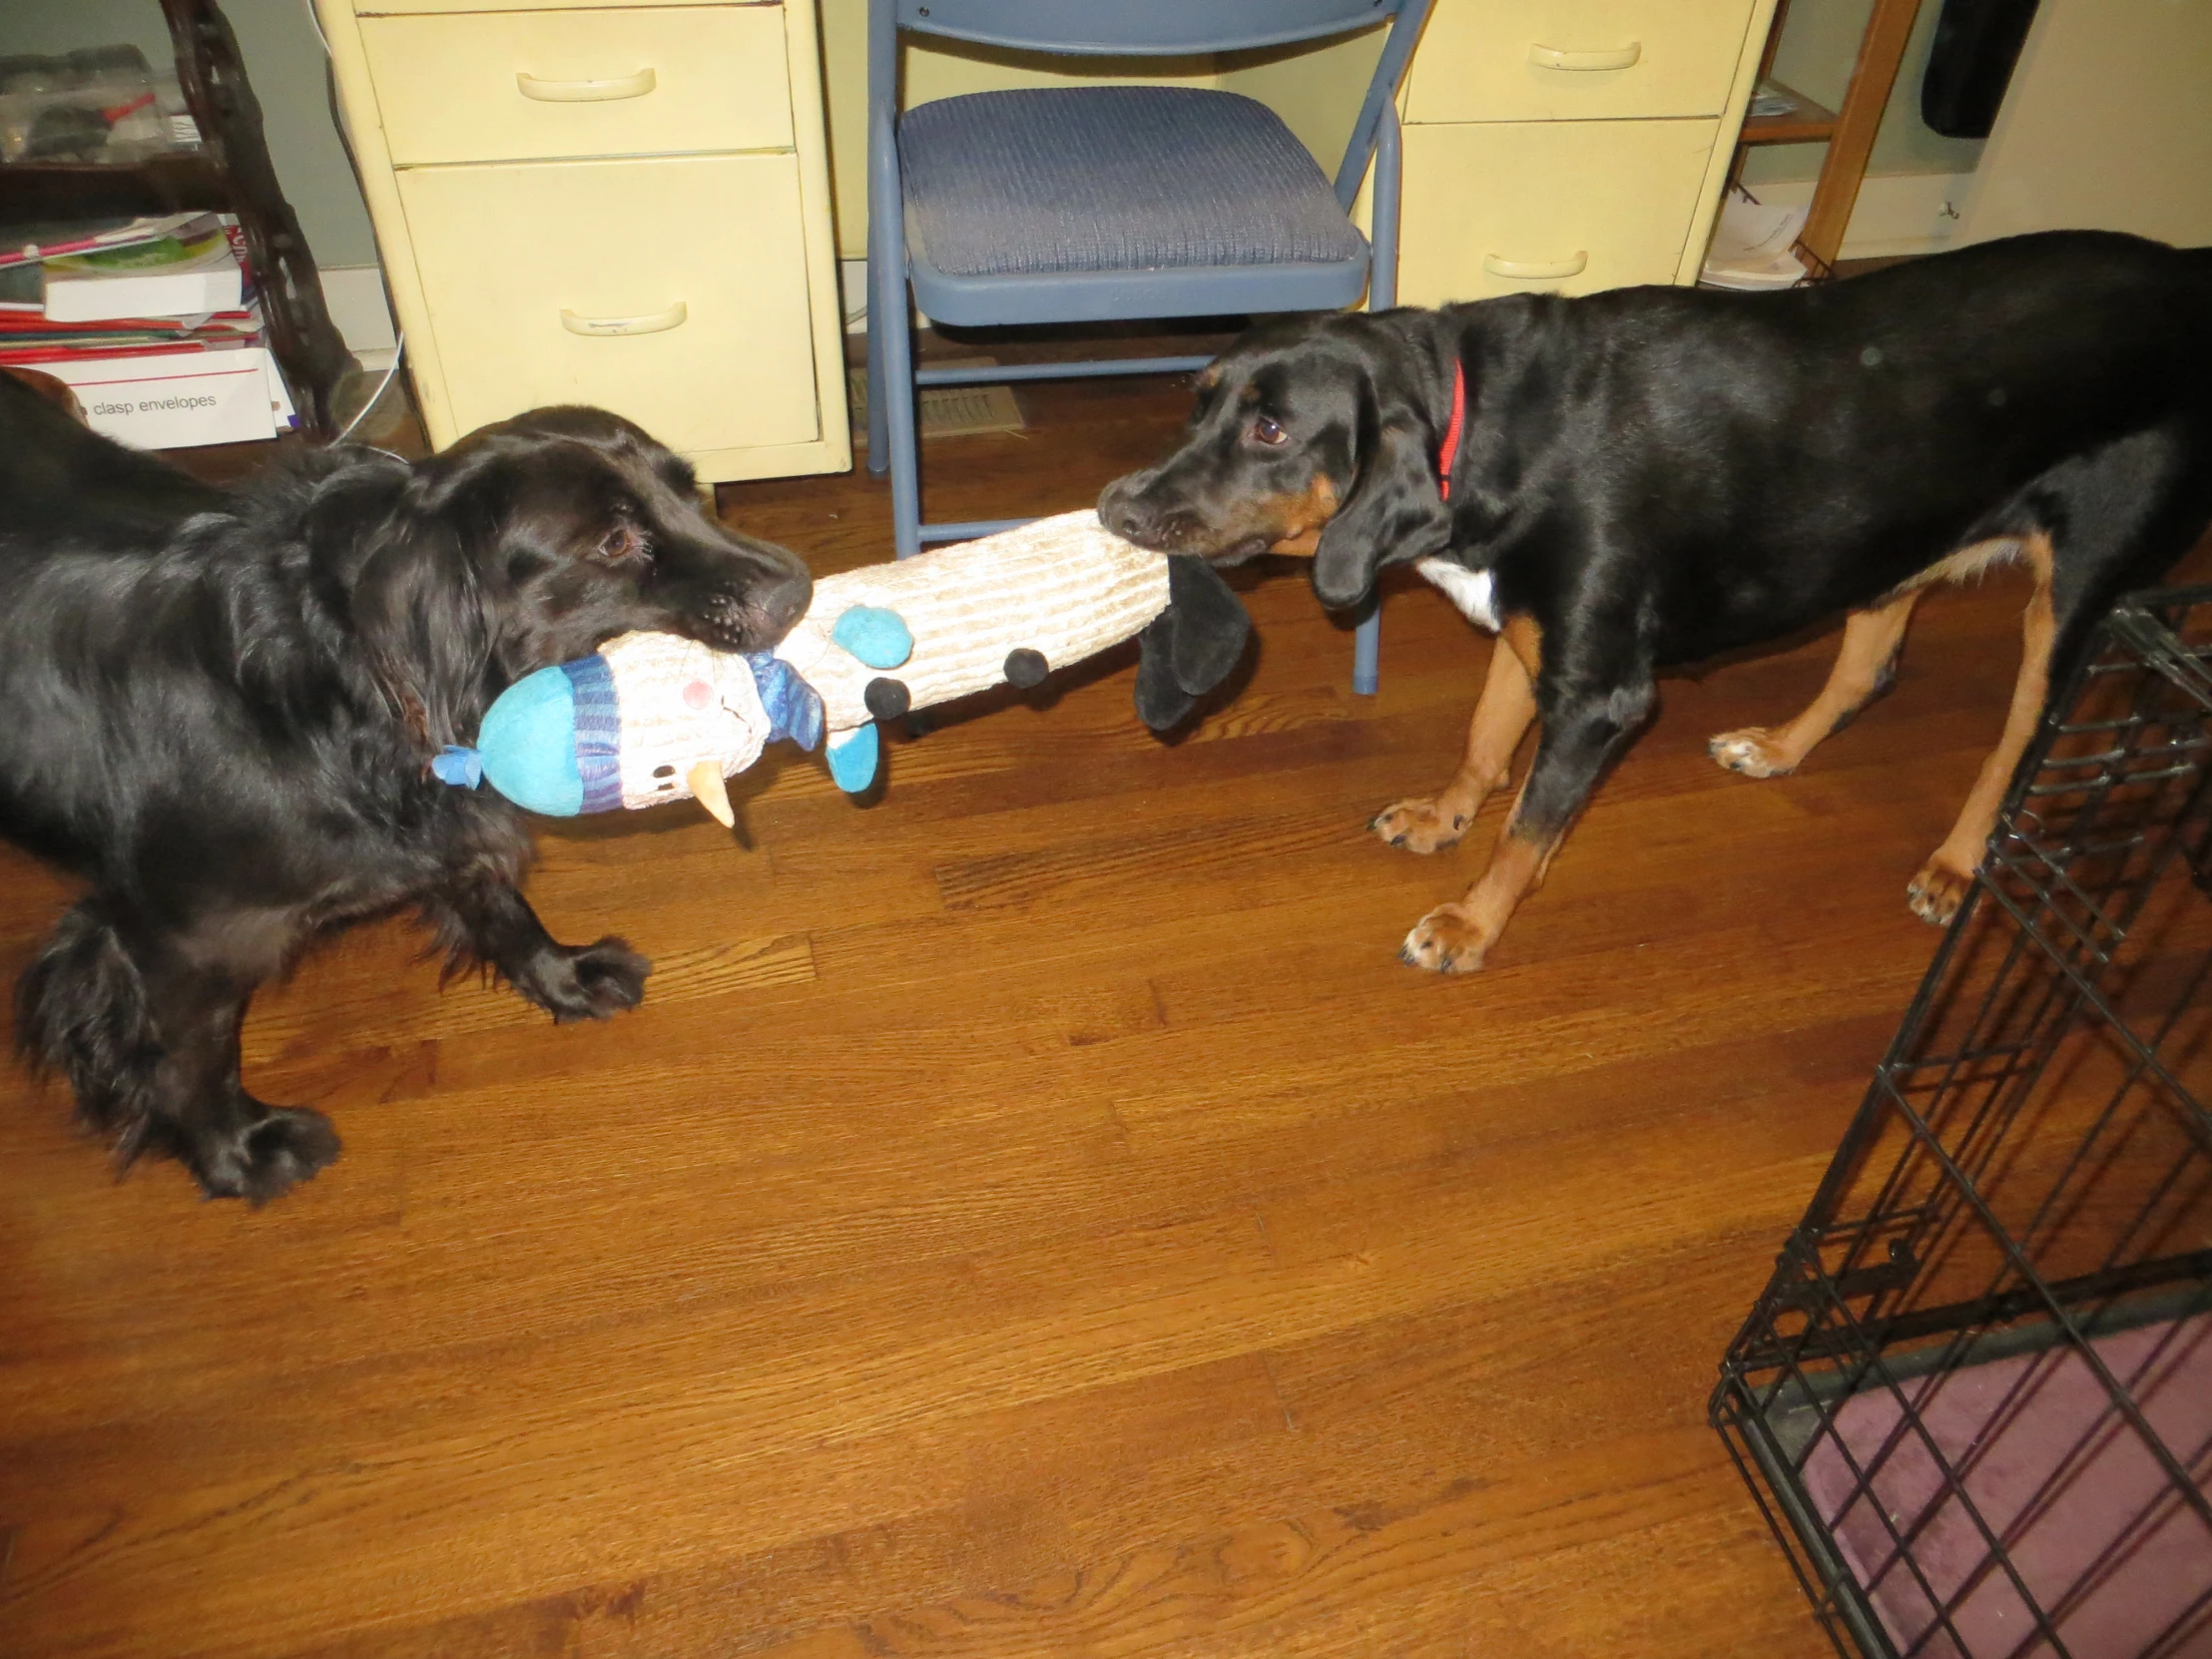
<box><xmin>1922</xmin><ymin>0</ymin><xmax>2039</xmax><ymax>140</ymax></box>
<box><xmin>1715</xmin><ymin>585</ymin><xmax>2212</xmax><ymax>1659</ymax></box>
<box><xmin>0</xmin><ymin>0</ymin><xmax>352</xmax><ymax>438</ymax></box>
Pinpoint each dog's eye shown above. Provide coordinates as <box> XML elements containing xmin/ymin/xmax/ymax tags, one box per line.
<box><xmin>594</xmin><ymin>523</ymin><xmax>650</xmax><ymax>563</ymax></box>
<box><xmin>1251</xmin><ymin>416</ymin><xmax>1287</xmax><ymax>447</ymax></box>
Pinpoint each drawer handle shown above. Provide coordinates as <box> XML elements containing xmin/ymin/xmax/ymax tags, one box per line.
<box><xmin>1527</xmin><ymin>42</ymin><xmax>1641</xmax><ymax>71</ymax></box>
<box><xmin>517</xmin><ymin>67</ymin><xmax>658</xmax><ymax>103</ymax></box>
<box><xmin>1483</xmin><ymin>253</ymin><xmax>1588</xmax><ymax>280</ymax></box>
<box><xmin>560</xmin><ymin>300</ymin><xmax>689</xmax><ymax>337</ymax></box>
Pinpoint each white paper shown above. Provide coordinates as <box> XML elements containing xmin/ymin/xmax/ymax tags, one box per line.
<box><xmin>1700</xmin><ymin>191</ymin><xmax>1812</xmax><ymax>291</ymax></box>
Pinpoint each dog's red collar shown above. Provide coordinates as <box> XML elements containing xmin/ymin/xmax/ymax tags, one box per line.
<box><xmin>1437</xmin><ymin>361</ymin><xmax>1466</xmax><ymax>502</ymax></box>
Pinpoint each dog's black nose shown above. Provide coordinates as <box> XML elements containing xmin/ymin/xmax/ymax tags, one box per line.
<box><xmin>1097</xmin><ymin>478</ymin><xmax>1155</xmax><ymax>545</ymax></box>
<box><xmin>760</xmin><ymin>567</ymin><xmax>813</xmax><ymax>634</ymax></box>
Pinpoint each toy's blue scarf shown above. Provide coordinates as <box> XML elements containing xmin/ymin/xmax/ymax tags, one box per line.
<box><xmin>430</xmin><ymin>652</ymin><xmax>828</xmax><ymax>793</ymax></box>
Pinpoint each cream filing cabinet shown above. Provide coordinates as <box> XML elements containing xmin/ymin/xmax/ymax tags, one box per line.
<box><xmin>1393</xmin><ymin>0</ymin><xmax>1781</xmax><ymax>303</ymax></box>
<box><xmin>315</xmin><ymin>0</ymin><xmax>849</xmax><ymax>482</ymax></box>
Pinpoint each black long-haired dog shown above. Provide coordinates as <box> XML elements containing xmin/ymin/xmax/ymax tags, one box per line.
<box><xmin>0</xmin><ymin>378</ymin><xmax>812</xmax><ymax>1201</ymax></box>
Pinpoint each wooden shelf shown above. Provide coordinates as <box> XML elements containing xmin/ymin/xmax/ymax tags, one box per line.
<box><xmin>0</xmin><ymin>155</ymin><xmax>228</xmax><ymax>220</ymax></box>
<box><xmin>0</xmin><ymin>1</ymin><xmax>352</xmax><ymax>438</ymax></box>
<box><xmin>1722</xmin><ymin>0</ymin><xmax>1925</xmax><ymax>271</ymax></box>
<box><xmin>1737</xmin><ymin>80</ymin><xmax>1837</xmax><ymax>146</ymax></box>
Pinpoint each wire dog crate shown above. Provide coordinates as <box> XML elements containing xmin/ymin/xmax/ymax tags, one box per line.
<box><xmin>1714</xmin><ymin>586</ymin><xmax>2212</xmax><ymax>1659</ymax></box>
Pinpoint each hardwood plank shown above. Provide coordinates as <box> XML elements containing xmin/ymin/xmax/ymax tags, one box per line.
<box><xmin>266</xmin><ymin>1234</ymin><xmax>1822</xmax><ymax>1659</ymax></box>
<box><xmin>0</xmin><ymin>1096</ymin><xmax>1839</xmax><ymax>1655</ymax></box>
<box><xmin>9</xmin><ymin>338</ymin><xmax>2187</xmax><ymax>1659</ymax></box>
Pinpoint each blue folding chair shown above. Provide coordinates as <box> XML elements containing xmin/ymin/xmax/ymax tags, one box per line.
<box><xmin>864</xmin><ymin>0</ymin><xmax>1433</xmax><ymax>696</ymax></box>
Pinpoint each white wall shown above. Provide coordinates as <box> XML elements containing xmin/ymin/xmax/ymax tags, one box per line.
<box><xmin>1742</xmin><ymin>0</ymin><xmax>1985</xmax><ymax>186</ymax></box>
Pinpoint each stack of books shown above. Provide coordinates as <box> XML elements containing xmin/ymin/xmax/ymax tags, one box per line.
<box><xmin>0</xmin><ymin>212</ymin><xmax>295</xmax><ymax>447</ymax></box>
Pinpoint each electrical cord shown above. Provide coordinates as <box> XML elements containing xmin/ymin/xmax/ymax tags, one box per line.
<box><xmin>299</xmin><ymin>0</ymin><xmax>411</xmax><ymax>446</ymax></box>
<box><xmin>334</xmin><ymin>329</ymin><xmax>404</xmax><ymax>443</ymax></box>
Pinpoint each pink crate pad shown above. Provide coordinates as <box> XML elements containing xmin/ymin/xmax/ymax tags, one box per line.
<box><xmin>1800</xmin><ymin>1312</ymin><xmax>2212</xmax><ymax>1658</ymax></box>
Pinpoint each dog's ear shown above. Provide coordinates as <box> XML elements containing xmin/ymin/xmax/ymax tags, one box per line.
<box><xmin>1312</xmin><ymin>421</ymin><xmax>1452</xmax><ymax>610</ymax></box>
<box><xmin>350</xmin><ymin>520</ymin><xmax>493</xmax><ymax>752</ymax></box>
<box><xmin>284</xmin><ymin>450</ymin><xmax>489</xmax><ymax>752</ymax></box>
<box><xmin>1134</xmin><ymin>555</ymin><xmax>1253</xmax><ymax>731</ymax></box>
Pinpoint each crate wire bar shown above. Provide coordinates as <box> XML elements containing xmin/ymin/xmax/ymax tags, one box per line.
<box><xmin>1713</xmin><ymin>586</ymin><xmax>2212</xmax><ymax>1659</ymax></box>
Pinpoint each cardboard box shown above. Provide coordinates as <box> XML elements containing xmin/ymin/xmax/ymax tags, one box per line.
<box><xmin>44</xmin><ymin>346</ymin><xmax>292</xmax><ymax>448</ymax></box>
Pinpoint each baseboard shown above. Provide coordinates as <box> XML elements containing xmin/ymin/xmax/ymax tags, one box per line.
<box><xmin>1744</xmin><ymin>172</ymin><xmax>1974</xmax><ymax>261</ymax></box>
<box><xmin>317</xmin><ymin>264</ymin><xmax>397</xmax><ymax>364</ymax></box>
<box><xmin>839</xmin><ymin>258</ymin><xmax>868</xmax><ymax>333</ymax></box>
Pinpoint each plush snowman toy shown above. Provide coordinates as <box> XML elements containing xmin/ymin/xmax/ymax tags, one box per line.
<box><xmin>433</xmin><ymin>511</ymin><xmax>1252</xmax><ymax>825</ymax></box>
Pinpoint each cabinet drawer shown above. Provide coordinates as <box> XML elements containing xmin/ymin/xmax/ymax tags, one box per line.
<box><xmin>1405</xmin><ymin>0</ymin><xmax>1756</xmax><ymax>123</ymax></box>
<box><xmin>361</xmin><ymin>7</ymin><xmax>792</xmax><ymax>166</ymax></box>
<box><xmin>1397</xmin><ymin>119</ymin><xmax>1718</xmax><ymax>303</ymax></box>
<box><xmin>355</xmin><ymin>0</ymin><xmax>736</xmax><ymax>16</ymax></box>
<box><xmin>398</xmin><ymin>155</ymin><xmax>821</xmax><ymax>453</ymax></box>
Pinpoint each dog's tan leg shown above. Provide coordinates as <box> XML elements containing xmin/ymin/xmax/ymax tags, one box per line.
<box><xmin>1398</xmin><ymin>783</ymin><xmax>1562</xmax><ymax>972</ymax></box>
<box><xmin>1398</xmin><ymin>614</ymin><xmax>1649</xmax><ymax>974</ymax></box>
<box><xmin>1710</xmin><ymin>590</ymin><xmax>1921</xmax><ymax>779</ymax></box>
<box><xmin>1372</xmin><ymin>617</ymin><xmax>1540</xmax><ymax>853</ymax></box>
<box><xmin>1909</xmin><ymin>546</ymin><xmax>2057</xmax><ymax>925</ymax></box>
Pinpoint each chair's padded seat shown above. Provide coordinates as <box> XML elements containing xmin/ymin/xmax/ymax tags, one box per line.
<box><xmin>899</xmin><ymin>86</ymin><xmax>1365</xmax><ymax>278</ymax></box>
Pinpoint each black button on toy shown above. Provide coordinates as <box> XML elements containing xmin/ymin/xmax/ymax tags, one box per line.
<box><xmin>1004</xmin><ymin>648</ymin><xmax>1049</xmax><ymax>688</ymax></box>
<box><xmin>863</xmin><ymin>677</ymin><xmax>911</xmax><ymax>720</ymax></box>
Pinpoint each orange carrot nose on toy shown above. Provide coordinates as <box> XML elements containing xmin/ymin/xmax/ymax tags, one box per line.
<box><xmin>436</xmin><ymin>511</ymin><xmax>1255</xmax><ymax>824</ymax></box>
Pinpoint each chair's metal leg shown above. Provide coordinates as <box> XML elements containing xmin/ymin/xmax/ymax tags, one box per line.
<box><xmin>864</xmin><ymin>0</ymin><xmax>895</xmax><ymax>477</ymax></box>
<box><xmin>879</xmin><ymin>271</ymin><xmax>922</xmax><ymax>558</ymax></box>
<box><xmin>868</xmin><ymin>104</ymin><xmax>922</xmax><ymax>556</ymax></box>
<box><xmin>1346</xmin><ymin>104</ymin><xmax>1402</xmax><ymax>698</ymax></box>
<box><xmin>1371</xmin><ymin>105</ymin><xmax>1400</xmax><ymax>313</ymax></box>
<box><xmin>864</xmin><ymin>222</ymin><xmax>889</xmax><ymax>476</ymax></box>
<box><xmin>864</xmin><ymin>313</ymin><xmax>888</xmax><ymax>477</ymax></box>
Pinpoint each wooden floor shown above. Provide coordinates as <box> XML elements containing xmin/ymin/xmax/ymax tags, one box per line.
<box><xmin>4</xmin><ymin>343</ymin><xmax>2189</xmax><ymax>1659</ymax></box>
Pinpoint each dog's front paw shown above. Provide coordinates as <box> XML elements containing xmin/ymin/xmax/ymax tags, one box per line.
<box><xmin>1708</xmin><ymin>728</ymin><xmax>1796</xmax><ymax>779</ymax></box>
<box><xmin>1399</xmin><ymin>904</ymin><xmax>1492</xmax><ymax>974</ymax></box>
<box><xmin>191</xmin><ymin>1106</ymin><xmax>342</xmax><ymax>1205</ymax></box>
<box><xmin>1370</xmin><ymin>797</ymin><xmax>1472</xmax><ymax>854</ymax></box>
<box><xmin>521</xmin><ymin>937</ymin><xmax>652</xmax><ymax>1022</ymax></box>
<box><xmin>1907</xmin><ymin>856</ymin><xmax>1973</xmax><ymax>926</ymax></box>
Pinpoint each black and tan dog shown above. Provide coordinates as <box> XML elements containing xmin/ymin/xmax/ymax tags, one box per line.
<box><xmin>1100</xmin><ymin>231</ymin><xmax>2212</xmax><ymax>972</ymax></box>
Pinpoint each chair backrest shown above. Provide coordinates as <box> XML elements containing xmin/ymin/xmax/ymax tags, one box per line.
<box><xmin>890</xmin><ymin>0</ymin><xmax>1406</xmax><ymax>57</ymax></box>
<box><xmin>871</xmin><ymin>0</ymin><xmax>1433</xmax><ymax>208</ymax></box>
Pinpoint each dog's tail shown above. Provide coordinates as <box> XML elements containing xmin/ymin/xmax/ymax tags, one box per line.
<box><xmin>15</xmin><ymin>900</ymin><xmax>166</xmax><ymax>1167</ymax></box>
